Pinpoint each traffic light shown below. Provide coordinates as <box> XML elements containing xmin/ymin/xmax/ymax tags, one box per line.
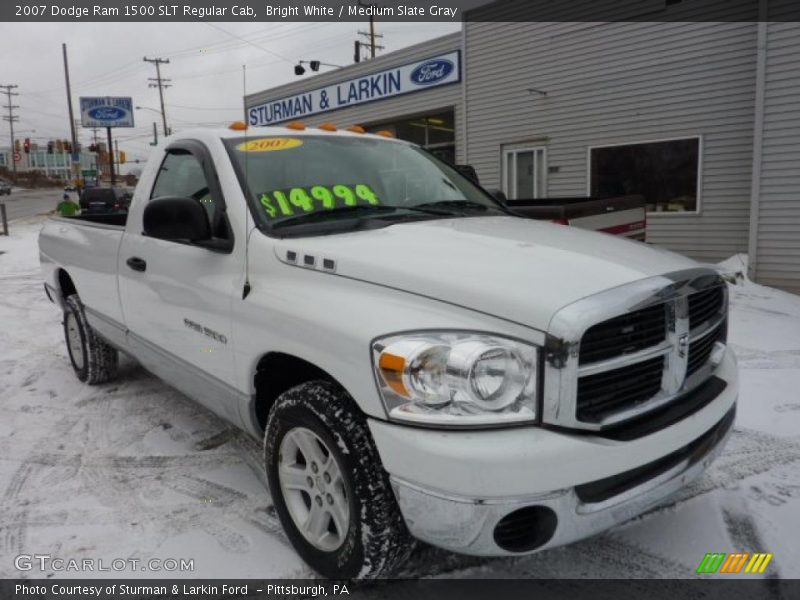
<box><xmin>14</xmin><ymin>139</ymin><xmax>20</xmax><ymax>152</ymax></box>
<box><xmin>118</xmin><ymin>150</ymin><xmax>126</xmax><ymax>164</ymax></box>
<box><xmin>23</xmin><ymin>138</ymin><xmax>30</xmax><ymax>153</ymax></box>
<box><xmin>88</xmin><ymin>143</ymin><xmax>97</xmax><ymax>153</ymax></box>
<box><xmin>47</xmin><ymin>141</ymin><xmax>54</xmax><ymax>154</ymax></box>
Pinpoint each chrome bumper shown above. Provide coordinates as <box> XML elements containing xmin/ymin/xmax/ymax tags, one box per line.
<box><xmin>391</xmin><ymin>407</ymin><xmax>734</xmax><ymax>556</ymax></box>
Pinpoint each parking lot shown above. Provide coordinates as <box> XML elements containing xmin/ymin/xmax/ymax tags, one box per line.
<box><xmin>1</xmin><ymin>219</ymin><xmax>799</xmax><ymax>581</ymax></box>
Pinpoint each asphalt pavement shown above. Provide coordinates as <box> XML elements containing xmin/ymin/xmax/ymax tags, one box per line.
<box><xmin>0</xmin><ymin>187</ymin><xmax>65</xmax><ymax>223</ymax></box>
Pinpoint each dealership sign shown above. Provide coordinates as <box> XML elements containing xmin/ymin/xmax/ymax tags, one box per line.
<box><xmin>79</xmin><ymin>97</ymin><xmax>134</xmax><ymax>128</ymax></box>
<box><xmin>247</xmin><ymin>51</ymin><xmax>461</xmax><ymax>126</ymax></box>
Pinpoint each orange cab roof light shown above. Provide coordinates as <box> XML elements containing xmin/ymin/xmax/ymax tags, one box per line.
<box><xmin>375</xmin><ymin>130</ymin><xmax>394</xmax><ymax>138</ymax></box>
<box><xmin>286</xmin><ymin>121</ymin><xmax>306</xmax><ymax>130</ymax></box>
<box><xmin>347</xmin><ymin>125</ymin><xmax>366</xmax><ymax>134</ymax></box>
<box><xmin>229</xmin><ymin>121</ymin><xmax>248</xmax><ymax>131</ymax></box>
<box><xmin>318</xmin><ymin>122</ymin><xmax>337</xmax><ymax>132</ymax></box>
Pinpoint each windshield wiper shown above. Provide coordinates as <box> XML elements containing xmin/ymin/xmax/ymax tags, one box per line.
<box><xmin>269</xmin><ymin>204</ymin><xmax>452</xmax><ymax>229</ymax></box>
<box><xmin>416</xmin><ymin>199</ymin><xmax>495</xmax><ymax>213</ymax></box>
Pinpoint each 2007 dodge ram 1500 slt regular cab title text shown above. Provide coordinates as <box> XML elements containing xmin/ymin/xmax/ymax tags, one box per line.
<box><xmin>39</xmin><ymin>125</ymin><xmax>738</xmax><ymax>579</ymax></box>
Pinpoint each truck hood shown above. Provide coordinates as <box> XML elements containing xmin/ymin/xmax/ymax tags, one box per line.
<box><xmin>273</xmin><ymin>216</ymin><xmax>698</xmax><ymax>331</ymax></box>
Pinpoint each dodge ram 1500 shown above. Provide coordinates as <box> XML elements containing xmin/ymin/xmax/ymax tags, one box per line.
<box><xmin>39</xmin><ymin>124</ymin><xmax>737</xmax><ymax>579</ymax></box>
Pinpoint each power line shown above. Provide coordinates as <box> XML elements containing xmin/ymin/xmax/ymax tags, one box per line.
<box><xmin>167</xmin><ymin>103</ymin><xmax>242</xmax><ymax>111</ymax></box>
<box><xmin>143</xmin><ymin>57</ymin><xmax>171</xmax><ymax>136</ymax></box>
<box><xmin>203</xmin><ymin>22</ymin><xmax>294</xmax><ymax>64</ymax></box>
<box><xmin>1</xmin><ymin>84</ymin><xmax>20</xmax><ymax>176</ymax></box>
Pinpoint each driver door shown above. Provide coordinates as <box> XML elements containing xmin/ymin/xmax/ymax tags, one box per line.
<box><xmin>118</xmin><ymin>142</ymin><xmax>240</xmax><ymax>422</ymax></box>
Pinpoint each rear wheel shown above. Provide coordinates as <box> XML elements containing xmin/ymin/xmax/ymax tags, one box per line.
<box><xmin>265</xmin><ymin>381</ymin><xmax>414</xmax><ymax>579</ymax></box>
<box><xmin>63</xmin><ymin>294</ymin><xmax>118</xmax><ymax>384</ymax></box>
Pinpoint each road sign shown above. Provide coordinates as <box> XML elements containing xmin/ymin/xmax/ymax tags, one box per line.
<box><xmin>79</xmin><ymin>97</ymin><xmax>134</xmax><ymax>128</ymax></box>
<box><xmin>13</xmin><ymin>151</ymin><xmax>21</xmax><ymax>162</ymax></box>
<box><xmin>82</xmin><ymin>169</ymin><xmax>97</xmax><ymax>177</ymax></box>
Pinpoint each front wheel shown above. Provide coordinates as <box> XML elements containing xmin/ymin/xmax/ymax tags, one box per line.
<box><xmin>265</xmin><ymin>381</ymin><xmax>414</xmax><ymax>579</ymax></box>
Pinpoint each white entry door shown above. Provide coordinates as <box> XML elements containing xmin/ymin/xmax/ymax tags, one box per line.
<box><xmin>503</xmin><ymin>147</ymin><xmax>547</xmax><ymax>199</ymax></box>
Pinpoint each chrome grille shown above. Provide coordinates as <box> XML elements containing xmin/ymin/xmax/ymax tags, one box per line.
<box><xmin>689</xmin><ymin>287</ymin><xmax>724</xmax><ymax>329</ymax></box>
<box><xmin>577</xmin><ymin>356</ymin><xmax>664</xmax><ymax>423</ymax></box>
<box><xmin>687</xmin><ymin>317</ymin><xmax>727</xmax><ymax>378</ymax></box>
<box><xmin>579</xmin><ymin>304</ymin><xmax>667</xmax><ymax>364</ymax></box>
<box><xmin>543</xmin><ymin>269</ymin><xmax>729</xmax><ymax>432</ymax></box>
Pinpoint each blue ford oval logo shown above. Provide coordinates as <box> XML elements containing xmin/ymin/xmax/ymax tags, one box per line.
<box><xmin>410</xmin><ymin>59</ymin><xmax>454</xmax><ymax>86</ymax></box>
<box><xmin>87</xmin><ymin>107</ymin><xmax>127</xmax><ymax>121</ymax></box>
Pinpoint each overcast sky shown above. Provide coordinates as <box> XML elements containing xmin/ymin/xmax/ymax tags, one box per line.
<box><xmin>0</xmin><ymin>22</ymin><xmax>459</xmax><ymax>163</ymax></box>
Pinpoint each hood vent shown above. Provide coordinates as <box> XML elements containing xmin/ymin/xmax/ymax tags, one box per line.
<box><xmin>281</xmin><ymin>249</ymin><xmax>336</xmax><ymax>273</ymax></box>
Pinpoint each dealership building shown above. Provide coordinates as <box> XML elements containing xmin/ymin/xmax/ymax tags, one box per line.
<box><xmin>245</xmin><ymin>1</ymin><xmax>800</xmax><ymax>294</ymax></box>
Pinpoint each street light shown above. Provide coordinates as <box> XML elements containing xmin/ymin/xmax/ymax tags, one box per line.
<box><xmin>294</xmin><ymin>60</ymin><xmax>343</xmax><ymax>76</ymax></box>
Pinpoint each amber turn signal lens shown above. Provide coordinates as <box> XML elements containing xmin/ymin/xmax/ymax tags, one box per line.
<box><xmin>378</xmin><ymin>353</ymin><xmax>409</xmax><ymax>397</ymax></box>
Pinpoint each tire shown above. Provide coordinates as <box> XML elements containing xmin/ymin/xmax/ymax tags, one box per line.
<box><xmin>63</xmin><ymin>294</ymin><xmax>118</xmax><ymax>385</ymax></box>
<box><xmin>265</xmin><ymin>381</ymin><xmax>414</xmax><ymax>579</ymax></box>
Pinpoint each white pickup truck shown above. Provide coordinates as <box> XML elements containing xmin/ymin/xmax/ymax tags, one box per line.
<box><xmin>39</xmin><ymin>125</ymin><xmax>738</xmax><ymax>579</ymax></box>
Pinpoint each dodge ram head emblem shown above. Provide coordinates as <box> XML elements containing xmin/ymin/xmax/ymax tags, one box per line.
<box><xmin>678</xmin><ymin>333</ymin><xmax>690</xmax><ymax>358</ymax></box>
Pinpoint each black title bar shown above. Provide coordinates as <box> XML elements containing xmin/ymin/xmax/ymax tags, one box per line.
<box><xmin>3</xmin><ymin>0</ymin><xmax>799</xmax><ymax>22</ymax></box>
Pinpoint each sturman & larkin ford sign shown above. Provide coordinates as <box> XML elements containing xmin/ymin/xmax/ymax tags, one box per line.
<box><xmin>247</xmin><ymin>51</ymin><xmax>461</xmax><ymax>126</ymax></box>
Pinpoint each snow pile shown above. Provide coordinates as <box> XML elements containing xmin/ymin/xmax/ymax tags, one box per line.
<box><xmin>1</xmin><ymin>219</ymin><xmax>799</xmax><ymax>580</ymax></box>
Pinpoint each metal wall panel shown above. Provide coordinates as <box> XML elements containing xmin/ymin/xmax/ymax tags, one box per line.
<box><xmin>464</xmin><ymin>14</ymin><xmax>759</xmax><ymax>263</ymax></box>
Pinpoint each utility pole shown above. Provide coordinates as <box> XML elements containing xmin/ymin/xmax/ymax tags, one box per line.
<box><xmin>143</xmin><ymin>57</ymin><xmax>171</xmax><ymax>137</ymax></box>
<box><xmin>62</xmin><ymin>44</ymin><xmax>81</xmax><ymax>190</ymax></box>
<box><xmin>357</xmin><ymin>1</ymin><xmax>384</xmax><ymax>59</ymax></box>
<box><xmin>106</xmin><ymin>127</ymin><xmax>115</xmax><ymax>186</ymax></box>
<box><xmin>0</xmin><ymin>84</ymin><xmax>19</xmax><ymax>177</ymax></box>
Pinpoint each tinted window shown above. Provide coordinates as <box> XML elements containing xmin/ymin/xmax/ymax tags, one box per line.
<box><xmin>225</xmin><ymin>135</ymin><xmax>501</xmax><ymax>227</ymax></box>
<box><xmin>151</xmin><ymin>150</ymin><xmax>228</xmax><ymax>238</ymax></box>
<box><xmin>590</xmin><ymin>138</ymin><xmax>699</xmax><ymax>213</ymax></box>
<box><xmin>81</xmin><ymin>188</ymin><xmax>116</xmax><ymax>203</ymax></box>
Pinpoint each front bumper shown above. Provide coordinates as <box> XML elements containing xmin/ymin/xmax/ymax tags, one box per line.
<box><xmin>369</xmin><ymin>351</ymin><xmax>737</xmax><ymax>556</ymax></box>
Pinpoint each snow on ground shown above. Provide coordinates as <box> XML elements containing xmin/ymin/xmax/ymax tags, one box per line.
<box><xmin>1</xmin><ymin>218</ymin><xmax>799</xmax><ymax>582</ymax></box>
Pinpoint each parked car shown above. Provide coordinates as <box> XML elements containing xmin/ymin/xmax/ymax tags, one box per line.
<box><xmin>0</xmin><ymin>180</ymin><xmax>11</xmax><ymax>195</ymax></box>
<box><xmin>78</xmin><ymin>186</ymin><xmax>131</xmax><ymax>214</ymax></box>
<box><xmin>39</xmin><ymin>126</ymin><xmax>737</xmax><ymax>579</ymax></box>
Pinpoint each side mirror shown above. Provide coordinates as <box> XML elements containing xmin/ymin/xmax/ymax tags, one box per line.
<box><xmin>489</xmin><ymin>189</ymin><xmax>507</xmax><ymax>204</ymax></box>
<box><xmin>143</xmin><ymin>196</ymin><xmax>211</xmax><ymax>242</ymax></box>
<box><xmin>454</xmin><ymin>164</ymin><xmax>480</xmax><ymax>185</ymax></box>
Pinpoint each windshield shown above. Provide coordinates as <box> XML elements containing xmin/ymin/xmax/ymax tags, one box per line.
<box><xmin>224</xmin><ymin>134</ymin><xmax>505</xmax><ymax>234</ymax></box>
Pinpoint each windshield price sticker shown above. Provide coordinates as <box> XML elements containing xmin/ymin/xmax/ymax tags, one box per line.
<box><xmin>260</xmin><ymin>184</ymin><xmax>380</xmax><ymax>219</ymax></box>
<box><xmin>236</xmin><ymin>138</ymin><xmax>303</xmax><ymax>152</ymax></box>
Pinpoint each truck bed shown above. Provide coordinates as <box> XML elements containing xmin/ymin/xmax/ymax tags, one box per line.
<box><xmin>40</xmin><ymin>214</ymin><xmax>127</xmax><ymax>332</ymax></box>
<box><xmin>61</xmin><ymin>212</ymin><xmax>128</xmax><ymax>227</ymax></box>
<box><xmin>507</xmin><ymin>195</ymin><xmax>646</xmax><ymax>240</ymax></box>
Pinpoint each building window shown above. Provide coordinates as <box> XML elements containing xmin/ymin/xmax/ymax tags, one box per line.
<box><xmin>366</xmin><ymin>110</ymin><xmax>455</xmax><ymax>165</ymax></box>
<box><xmin>589</xmin><ymin>137</ymin><xmax>700</xmax><ymax>213</ymax></box>
<box><xmin>503</xmin><ymin>147</ymin><xmax>547</xmax><ymax>199</ymax></box>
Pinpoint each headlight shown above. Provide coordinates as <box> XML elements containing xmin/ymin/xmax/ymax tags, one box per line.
<box><xmin>372</xmin><ymin>332</ymin><xmax>538</xmax><ymax>427</ymax></box>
